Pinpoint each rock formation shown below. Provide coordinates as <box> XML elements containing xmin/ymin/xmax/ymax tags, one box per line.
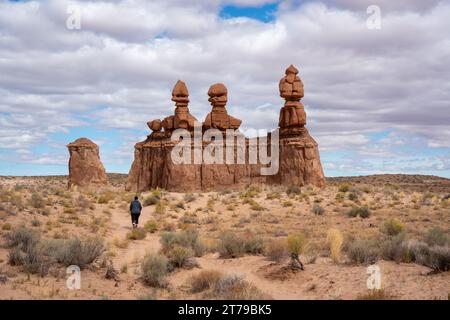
<box><xmin>268</xmin><ymin>65</ymin><xmax>325</xmax><ymax>187</ymax></box>
<box><xmin>126</xmin><ymin>65</ymin><xmax>325</xmax><ymax>192</ymax></box>
<box><xmin>203</xmin><ymin>83</ymin><xmax>242</xmax><ymax>130</ymax></box>
<box><xmin>67</xmin><ymin>138</ymin><xmax>108</xmax><ymax>190</ymax></box>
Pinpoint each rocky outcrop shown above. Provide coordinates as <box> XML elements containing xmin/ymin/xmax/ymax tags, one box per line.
<box><xmin>126</xmin><ymin>65</ymin><xmax>325</xmax><ymax>192</ymax></box>
<box><xmin>67</xmin><ymin>138</ymin><xmax>108</xmax><ymax>190</ymax></box>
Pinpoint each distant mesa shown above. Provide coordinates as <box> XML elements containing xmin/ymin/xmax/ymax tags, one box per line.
<box><xmin>67</xmin><ymin>137</ymin><xmax>108</xmax><ymax>190</ymax></box>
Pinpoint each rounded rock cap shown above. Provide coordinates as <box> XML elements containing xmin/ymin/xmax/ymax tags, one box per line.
<box><xmin>67</xmin><ymin>137</ymin><xmax>98</xmax><ymax>148</ymax></box>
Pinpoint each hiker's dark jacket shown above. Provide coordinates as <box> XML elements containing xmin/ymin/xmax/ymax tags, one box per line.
<box><xmin>130</xmin><ymin>200</ymin><xmax>142</xmax><ymax>214</ymax></box>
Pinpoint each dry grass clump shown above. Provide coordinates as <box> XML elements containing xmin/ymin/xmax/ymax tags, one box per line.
<box><xmin>97</xmin><ymin>191</ymin><xmax>115</xmax><ymax>204</ymax></box>
<box><xmin>189</xmin><ymin>270</ymin><xmax>223</xmax><ymax>293</ymax></box>
<box><xmin>264</xmin><ymin>239</ymin><xmax>288</xmax><ymax>262</ymax></box>
<box><xmin>357</xmin><ymin>289</ymin><xmax>389</xmax><ymax>300</ymax></box>
<box><xmin>141</xmin><ymin>254</ymin><xmax>169</xmax><ymax>287</ymax></box>
<box><xmin>287</xmin><ymin>233</ymin><xmax>306</xmax><ymax>256</ymax></box>
<box><xmin>30</xmin><ymin>192</ymin><xmax>45</xmax><ymax>209</ymax></box>
<box><xmin>126</xmin><ymin>228</ymin><xmax>147</xmax><ymax>240</ymax></box>
<box><xmin>381</xmin><ymin>219</ymin><xmax>404</xmax><ymax>236</ymax></box>
<box><xmin>189</xmin><ymin>272</ymin><xmax>269</xmax><ymax>300</ymax></box>
<box><xmin>144</xmin><ymin>220</ymin><xmax>158</xmax><ymax>233</ymax></box>
<box><xmin>338</xmin><ymin>183</ymin><xmax>351</xmax><ymax>193</ymax></box>
<box><xmin>143</xmin><ymin>194</ymin><xmax>160</xmax><ymax>206</ymax></box>
<box><xmin>327</xmin><ymin>228</ymin><xmax>343</xmax><ymax>263</ymax></box>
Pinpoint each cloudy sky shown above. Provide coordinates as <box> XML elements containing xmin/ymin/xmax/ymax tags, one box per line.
<box><xmin>1</xmin><ymin>0</ymin><xmax>449</xmax><ymax>177</ymax></box>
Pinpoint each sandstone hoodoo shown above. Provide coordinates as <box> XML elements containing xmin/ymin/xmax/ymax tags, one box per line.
<box><xmin>126</xmin><ymin>65</ymin><xmax>325</xmax><ymax>192</ymax></box>
<box><xmin>67</xmin><ymin>138</ymin><xmax>108</xmax><ymax>190</ymax></box>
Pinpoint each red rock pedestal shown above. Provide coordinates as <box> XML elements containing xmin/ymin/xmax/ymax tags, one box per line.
<box><xmin>67</xmin><ymin>138</ymin><xmax>108</xmax><ymax>190</ymax></box>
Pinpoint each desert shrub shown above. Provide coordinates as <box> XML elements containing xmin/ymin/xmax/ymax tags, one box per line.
<box><xmin>8</xmin><ymin>247</ymin><xmax>24</xmax><ymax>266</ymax></box>
<box><xmin>127</xmin><ymin>228</ymin><xmax>147</xmax><ymax>240</ymax></box>
<box><xmin>338</xmin><ymin>183</ymin><xmax>351</xmax><ymax>193</ymax></box>
<box><xmin>143</xmin><ymin>195</ymin><xmax>159</xmax><ymax>206</ymax></box>
<box><xmin>347</xmin><ymin>239</ymin><xmax>379</xmax><ymax>265</ymax></box>
<box><xmin>327</xmin><ymin>228</ymin><xmax>343</xmax><ymax>263</ymax></box>
<box><xmin>21</xmin><ymin>243</ymin><xmax>53</xmax><ymax>276</ymax></box>
<box><xmin>286</xmin><ymin>185</ymin><xmax>301</xmax><ymax>196</ymax></box>
<box><xmin>30</xmin><ymin>193</ymin><xmax>45</xmax><ymax>209</ymax></box>
<box><xmin>266</xmin><ymin>192</ymin><xmax>281</xmax><ymax>200</ymax></box>
<box><xmin>312</xmin><ymin>204</ymin><xmax>325</xmax><ymax>216</ymax></box>
<box><xmin>5</xmin><ymin>227</ymin><xmax>40</xmax><ymax>249</ymax></box>
<box><xmin>406</xmin><ymin>240</ymin><xmax>450</xmax><ymax>272</ymax></box>
<box><xmin>213</xmin><ymin>274</ymin><xmax>268</xmax><ymax>300</ymax></box>
<box><xmin>183</xmin><ymin>193</ymin><xmax>196</xmax><ymax>203</ymax></box>
<box><xmin>97</xmin><ymin>191</ymin><xmax>115</xmax><ymax>204</ymax></box>
<box><xmin>218</xmin><ymin>232</ymin><xmax>245</xmax><ymax>258</ymax></box>
<box><xmin>2</xmin><ymin>223</ymin><xmax>12</xmax><ymax>231</ymax></box>
<box><xmin>264</xmin><ymin>239</ymin><xmax>288</xmax><ymax>262</ymax></box>
<box><xmin>287</xmin><ymin>233</ymin><xmax>306</xmax><ymax>256</ymax></box>
<box><xmin>160</xmin><ymin>229</ymin><xmax>205</xmax><ymax>257</ymax></box>
<box><xmin>31</xmin><ymin>219</ymin><xmax>41</xmax><ymax>227</ymax></box>
<box><xmin>167</xmin><ymin>245</ymin><xmax>195</xmax><ymax>268</ymax></box>
<box><xmin>381</xmin><ymin>219</ymin><xmax>404</xmax><ymax>236</ymax></box>
<box><xmin>423</xmin><ymin>227</ymin><xmax>449</xmax><ymax>246</ymax></box>
<box><xmin>381</xmin><ymin>232</ymin><xmax>413</xmax><ymax>263</ymax></box>
<box><xmin>249</xmin><ymin>200</ymin><xmax>264</xmax><ymax>211</ymax></box>
<box><xmin>141</xmin><ymin>254</ymin><xmax>169</xmax><ymax>287</ymax></box>
<box><xmin>335</xmin><ymin>192</ymin><xmax>345</xmax><ymax>203</ymax></box>
<box><xmin>346</xmin><ymin>206</ymin><xmax>371</xmax><ymax>218</ymax></box>
<box><xmin>144</xmin><ymin>220</ymin><xmax>158</xmax><ymax>233</ymax></box>
<box><xmin>243</xmin><ymin>235</ymin><xmax>264</xmax><ymax>255</ymax></box>
<box><xmin>52</xmin><ymin>237</ymin><xmax>105</xmax><ymax>268</ymax></box>
<box><xmin>154</xmin><ymin>202</ymin><xmax>166</xmax><ymax>215</ymax></box>
<box><xmin>348</xmin><ymin>193</ymin><xmax>358</xmax><ymax>201</ymax></box>
<box><xmin>189</xmin><ymin>270</ymin><xmax>223</xmax><ymax>293</ymax></box>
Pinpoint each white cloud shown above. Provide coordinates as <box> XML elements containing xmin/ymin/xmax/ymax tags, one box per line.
<box><xmin>0</xmin><ymin>0</ymin><xmax>449</xmax><ymax>176</ymax></box>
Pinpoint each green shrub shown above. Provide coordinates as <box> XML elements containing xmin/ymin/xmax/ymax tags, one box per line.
<box><xmin>141</xmin><ymin>254</ymin><xmax>169</xmax><ymax>287</ymax></box>
<box><xmin>347</xmin><ymin>239</ymin><xmax>379</xmax><ymax>265</ymax></box>
<box><xmin>381</xmin><ymin>219</ymin><xmax>404</xmax><ymax>236</ymax></box>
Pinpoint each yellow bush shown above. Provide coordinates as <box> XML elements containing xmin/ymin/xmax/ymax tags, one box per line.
<box><xmin>327</xmin><ymin>228</ymin><xmax>343</xmax><ymax>263</ymax></box>
<box><xmin>287</xmin><ymin>233</ymin><xmax>306</xmax><ymax>256</ymax></box>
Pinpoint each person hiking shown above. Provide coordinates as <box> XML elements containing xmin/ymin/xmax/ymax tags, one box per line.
<box><xmin>129</xmin><ymin>196</ymin><xmax>142</xmax><ymax>229</ymax></box>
